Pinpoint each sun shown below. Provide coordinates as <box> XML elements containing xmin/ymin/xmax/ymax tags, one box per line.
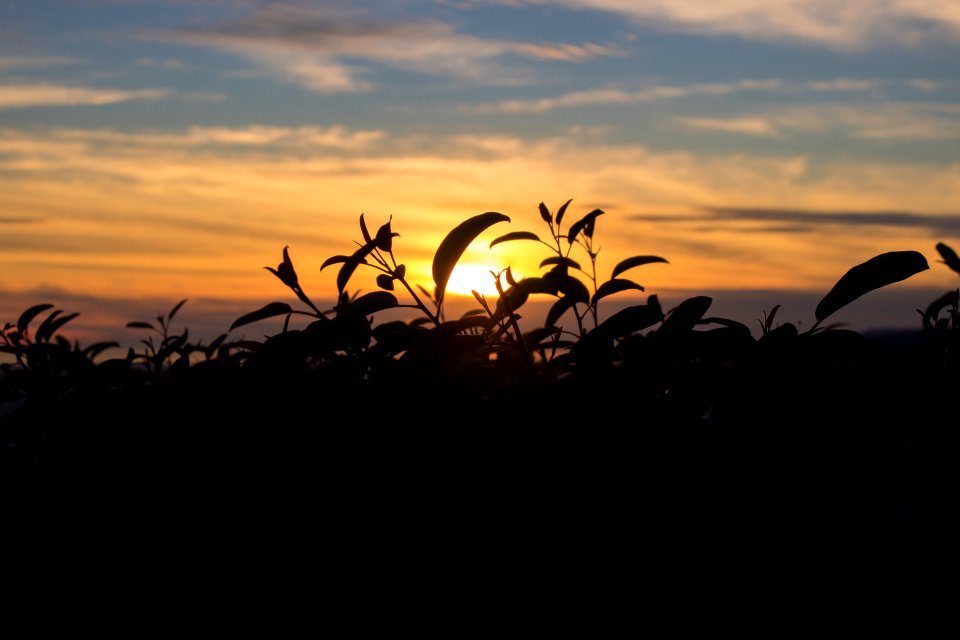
<box><xmin>444</xmin><ymin>263</ymin><xmax>518</xmax><ymax>297</ymax></box>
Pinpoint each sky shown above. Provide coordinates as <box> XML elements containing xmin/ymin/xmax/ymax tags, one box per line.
<box><xmin>2</xmin><ymin>0</ymin><xmax>960</xmax><ymax>346</ymax></box>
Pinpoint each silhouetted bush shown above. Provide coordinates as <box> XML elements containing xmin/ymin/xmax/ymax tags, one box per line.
<box><xmin>2</xmin><ymin>201</ymin><xmax>958</xmax><ymax>527</ymax></box>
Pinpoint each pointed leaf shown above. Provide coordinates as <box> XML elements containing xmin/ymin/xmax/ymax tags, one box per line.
<box><xmin>489</xmin><ymin>231</ymin><xmax>539</xmax><ymax>249</ymax></box>
<box><xmin>657</xmin><ymin>296</ymin><xmax>713</xmax><ymax>340</ymax></box>
<box><xmin>545</xmin><ymin>296</ymin><xmax>578</xmax><ymax>328</ymax></box>
<box><xmin>126</xmin><ymin>321</ymin><xmax>155</xmax><ymax>330</ymax></box>
<box><xmin>360</xmin><ymin>213</ymin><xmax>373</xmax><ymax>244</ymax></box>
<box><xmin>433</xmin><ymin>212</ymin><xmax>510</xmax><ymax>305</ymax></box>
<box><xmin>611</xmin><ymin>255</ymin><xmax>669</xmax><ymax>279</ymax></box>
<box><xmin>375</xmin><ymin>217</ymin><xmax>396</xmax><ymax>252</ymax></box>
<box><xmin>538</xmin><ymin>202</ymin><xmax>551</xmax><ymax>223</ymax></box>
<box><xmin>591</xmin><ymin>279</ymin><xmax>644</xmax><ymax>305</ymax></box>
<box><xmin>167</xmin><ymin>299</ymin><xmax>188</xmax><ymax>323</ymax></box>
<box><xmin>505</xmin><ymin>266</ymin><xmax>517</xmax><ymax>287</ymax></box>
<box><xmin>321</xmin><ymin>255</ymin><xmax>350</xmax><ymax>271</ymax></box>
<box><xmin>815</xmin><ymin>251</ymin><xmax>929</xmax><ymax>323</ymax></box>
<box><xmin>230</xmin><ymin>302</ymin><xmax>293</xmax><ymax>331</ymax></box>
<box><xmin>556</xmin><ymin>198</ymin><xmax>573</xmax><ymax>226</ymax></box>
<box><xmin>936</xmin><ymin>242</ymin><xmax>960</xmax><ymax>275</ymax></box>
<box><xmin>540</xmin><ymin>256</ymin><xmax>581</xmax><ymax>271</ymax></box>
<box><xmin>558</xmin><ymin>276</ymin><xmax>590</xmax><ymax>303</ymax></box>
<box><xmin>588</xmin><ymin>301</ymin><xmax>664</xmax><ymax>341</ymax></box>
<box><xmin>17</xmin><ymin>303</ymin><xmax>54</xmax><ymax>335</ymax></box>
<box><xmin>566</xmin><ymin>209</ymin><xmax>604</xmax><ymax>244</ymax></box>
<box><xmin>341</xmin><ymin>291</ymin><xmax>398</xmax><ymax>317</ymax></box>
<box><xmin>36</xmin><ymin>311</ymin><xmax>79</xmax><ymax>343</ymax></box>
<box><xmin>472</xmin><ymin>290</ymin><xmax>491</xmax><ymax>314</ymax></box>
<box><xmin>337</xmin><ymin>243</ymin><xmax>377</xmax><ymax>294</ymax></box>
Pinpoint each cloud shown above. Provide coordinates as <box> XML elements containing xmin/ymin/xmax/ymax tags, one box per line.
<box><xmin>0</xmin><ymin>83</ymin><xmax>171</xmax><ymax>110</ymax></box>
<box><xmin>674</xmin><ymin>103</ymin><xmax>960</xmax><ymax>141</ymax></box>
<box><xmin>538</xmin><ymin>0</ymin><xmax>960</xmax><ymax>50</ymax></box>
<box><xmin>630</xmin><ymin>207</ymin><xmax>960</xmax><ymax>237</ymax></box>
<box><xmin>150</xmin><ymin>3</ymin><xmax>618</xmax><ymax>92</ymax></box>
<box><xmin>677</xmin><ymin>117</ymin><xmax>781</xmax><ymax>137</ymax></box>
<box><xmin>0</xmin><ymin>55</ymin><xmax>78</xmax><ymax>71</ymax></box>
<box><xmin>463</xmin><ymin>77</ymin><xmax>885</xmax><ymax>114</ymax></box>
<box><xmin>46</xmin><ymin>124</ymin><xmax>386</xmax><ymax>149</ymax></box>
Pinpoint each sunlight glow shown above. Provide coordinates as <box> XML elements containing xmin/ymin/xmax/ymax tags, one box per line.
<box><xmin>444</xmin><ymin>263</ymin><xmax>519</xmax><ymax>297</ymax></box>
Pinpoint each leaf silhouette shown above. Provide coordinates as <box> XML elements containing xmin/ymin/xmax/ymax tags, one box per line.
<box><xmin>167</xmin><ymin>299</ymin><xmax>188</xmax><ymax>323</ymax></box>
<box><xmin>489</xmin><ymin>231</ymin><xmax>539</xmax><ymax>249</ymax></box>
<box><xmin>376</xmin><ymin>274</ymin><xmax>395</xmax><ymax>291</ymax></box>
<box><xmin>320</xmin><ymin>255</ymin><xmax>350</xmax><ymax>271</ymax></box>
<box><xmin>815</xmin><ymin>251</ymin><xmax>929</xmax><ymax>323</ymax></box>
<box><xmin>555</xmin><ymin>198</ymin><xmax>573</xmax><ymax>226</ymax></box>
<box><xmin>230</xmin><ymin>302</ymin><xmax>293</xmax><ymax>331</ymax></box>
<box><xmin>341</xmin><ymin>291</ymin><xmax>399</xmax><ymax>317</ymax></box>
<box><xmin>540</xmin><ymin>256</ymin><xmax>581</xmax><ymax>271</ymax></box>
<box><xmin>936</xmin><ymin>242</ymin><xmax>960</xmax><ymax>275</ymax></box>
<box><xmin>611</xmin><ymin>255</ymin><xmax>669</xmax><ymax>279</ymax></box>
<box><xmin>126</xmin><ymin>321</ymin><xmax>155</xmax><ymax>330</ymax></box>
<box><xmin>545</xmin><ymin>296</ymin><xmax>578</xmax><ymax>328</ymax></box>
<box><xmin>359</xmin><ymin>213</ymin><xmax>373</xmax><ymax>244</ymax></box>
<box><xmin>337</xmin><ymin>242</ymin><xmax>377</xmax><ymax>294</ymax></box>
<box><xmin>538</xmin><ymin>202</ymin><xmax>551</xmax><ymax>224</ymax></box>
<box><xmin>36</xmin><ymin>311</ymin><xmax>79</xmax><ymax>343</ymax></box>
<box><xmin>433</xmin><ymin>211</ymin><xmax>510</xmax><ymax>306</ymax></box>
<box><xmin>657</xmin><ymin>296</ymin><xmax>713</xmax><ymax>340</ymax></box>
<box><xmin>592</xmin><ymin>279</ymin><xmax>645</xmax><ymax>304</ymax></box>
<box><xmin>566</xmin><ymin>209</ymin><xmax>604</xmax><ymax>244</ymax></box>
<box><xmin>17</xmin><ymin>303</ymin><xmax>53</xmax><ymax>335</ymax></box>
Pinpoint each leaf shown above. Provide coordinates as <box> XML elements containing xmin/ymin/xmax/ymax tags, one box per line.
<box><xmin>540</xmin><ymin>256</ymin><xmax>581</xmax><ymax>271</ymax></box>
<box><xmin>376</xmin><ymin>274</ymin><xmax>395</xmax><ymax>291</ymax></box>
<box><xmin>657</xmin><ymin>296</ymin><xmax>713</xmax><ymax>340</ymax></box>
<box><xmin>566</xmin><ymin>209</ymin><xmax>604</xmax><ymax>244</ymax></box>
<box><xmin>587</xmin><ymin>301</ymin><xmax>664</xmax><ymax>341</ymax></box>
<box><xmin>558</xmin><ymin>276</ymin><xmax>590</xmax><ymax>304</ymax></box>
<box><xmin>493</xmin><ymin>277</ymin><xmax>558</xmax><ymax>320</ymax></box>
<box><xmin>375</xmin><ymin>217</ymin><xmax>398</xmax><ymax>252</ymax></box>
<box><xmin>538</xmin><ymin>202</ymin><xmax>551</xmax><ymax>224</ymax></box>
<box><xmin>815</xmin><ymin>251</ymin><xmax>929</xmax><ymax>323</ymax></box>
<box><xmin>489</xmin><ymin>231</ymin><xmax>539</xmax><ymax>249</ymax></box>
<box><xmin>472</xmin><ymin>290</ymin><xmax>490</xmax><ymax>314</ymax></box>
<box><xmin>592</xmin><ymin>278</ymin><xmax>645</xmax><ymax>304</ymax></box>
<box><xmin>230</xmin><ymin>302</ymin><xmax>293</xmax><ymax>331</ymax></box>
<box><xmin>505</xmin><ymin>266</ymin><xmax>517</xmax><ymax>287</ymax></box>
<box><xmin>611</xmin><ymin>255</ymin><xmax>669</xmax><ymax>279</ymax></box>
<box><xmin>17</xmin><ymin>303</ymin><xmax>54</xmax><ymax>335</ymax></box>
<box><xmin>167</xmin><ymin>299</ymin><xmax>188</xmax><ymax>323</ymax></box>
<box><xmin>359</xmin><ymin>213</ymin><xmax>373</xmax><ymax>244</ymax></box>
<box><xmin>545</xmin><ymin>296</ymin><xmax>578</xmax><ymax>328</ymax></box>
<box><xmin>433</xmin><ymin>211</ymin><xmax>510</xmax><ymax>305</ymax></box>
<box><xmin>337</xmin><ymin>242</ymin><xmax>377</xmax><ymax>294</ymax></box>
<box><xmin>923</xmin><ymin>288</ymin><xmax>958</xmax><ymax>325</ymax></box>
<box><xmin>936</xmin><ymin>242</ymin><xmax>960</xmax><ymax>275</ymax></box>
<box><xmin>340</xmin><ymin>291</ymin><xmax>399</xmax><ymax>317</ymax></box>
<box><xmin>556</xmin><ymin>198</ymin><xmax>572</xmax><ymax>226</ymax></box>
<box><xmin>126</xmin><ymin>321</ymin><xmax>155</xmax><ymax>330</ymax></box>
<box><xmin>36</xmin><ymin>311</ymin><xmax>79</xmax><ymax>343</ymax></box>
<box><xmin>320</xmin><ymin>255</ymin><xmax>350</xmax><ymax>271</ymax></box>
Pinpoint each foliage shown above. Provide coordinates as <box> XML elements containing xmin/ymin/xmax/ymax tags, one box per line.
<box><xmin>1</xmin><ymin>200</ymin><xmax>958</xmax><ymax>523</ymax></box>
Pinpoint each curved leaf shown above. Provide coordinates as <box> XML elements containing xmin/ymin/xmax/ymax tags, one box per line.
<box><xmin>540</xmin><ymin>256</ymin><xmax>581</xmax><ymax>271</ymax></box>
<box><xmin>376</xmin><ymin>274</ymin><xmax>395</xmax><ymax>291</ymax></box>
<box><xmin>230</xmin><ymin>302</ymin><xmax>293</xmax><ymax>331</ymax></box>
<box><xmin>556</xmin><ymin>198</ymin><xmax>573</xmax><ymax>226</ymax></box>
<box><xmin>320</xmin><ymin>255</ymin><xmax>350</xmax><ymax>271</ymax></box>
<box><xmin>433</xmin><ymin>211</ymin><xmax>510</xmax><ymax>304</ymax></box>
<box><xmin>611</xmin><ymin>255</ymin><xmax>669</xmax><ymax>279</ymax></box>
<box><xmin>337</xmin><ymin>243</ymin><xmax>377</xmax><ymax>294</ymax></box>
<box><xmin>936</xmin><ymin>242</ymin><xmax>960</xmax><ymax>275</ymax></box>
<box><xmin>489</xmin><ymin>231</ymin><xmax>539</xmax><ymax>249</ymax></box>
<box><xmin>126</xmin><ymin>321</ymin><xmax>154</xmax><ymax>330</ymax></box>
<box><xmin>341</xmin><ymin>291</ymin><xmax>399</xmax><ymax>317</ymax></box>
<box><xmin>36</xmin><ymin>311</ymin><xmax>79</xmax><ymax>343</ymax></box>
<box><xmin>17</xmin><ymin>303</ymin><xmax>54</xmax><ymax>335</ymax></box>
<box><xmin>538</xmin><ymin>202</ymin><xmax>551</xmax><ymax>224</ymax></box>
<box><xmin>167</xmin><ymin>299</ymin><xmax>188</xmax><ymax>322</ymax></box>
<box><xmin>589</xmin><ymin>300</ymin><xmax>664</xmax><ymax>341</ymax></box>
<box><xmin>657</xmin><ymin>296</ymin><xmax>713</xmax><ymax>340</ymax></box>
<box><xmin>815</xmin><ymin>251</ymin><xmax>929</xmax><ymax>323</ymax></box>
<box><xmin>545</xmin><ymin>296</ymin><xmax>579</xmax><ymax>328</ymax></box>
<box><xmin>359</xmin><ymin>213</ymin><xmax>373</xmax><ymax>244</ymax></box>
<box><xmin>592</xmin><ymin>278</ymin><xmax>645</xmax><ymax>304</ymax></box>
<box><xmin>566</xmin><ymin>209</ymin><xmax>604</xmax><ymax>244</ymax></box>
<box><xmin>558</xmin><ymin>276</ymin><xmax>590</xmax><ymax>304</ymax></box>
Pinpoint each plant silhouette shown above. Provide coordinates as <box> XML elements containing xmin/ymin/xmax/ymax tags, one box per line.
<box><xmin>1</xmin><ymin>201</ymin><xmax>957</xmax><ymax>529</ymax></box>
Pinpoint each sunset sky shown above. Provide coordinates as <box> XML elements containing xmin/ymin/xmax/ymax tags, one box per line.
<box><xmin>2</xmin><ymin>1</ymin><xmax>959</xmax><ymax>345</ymax></box>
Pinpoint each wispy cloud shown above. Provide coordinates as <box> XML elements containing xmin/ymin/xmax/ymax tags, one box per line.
<box><xmin>151</xmin><ymin>3</ymin><xmax>619</xmax><ymax>92</ymax></box>
<box><xmin>0</xmin><ymin>55</ymin><xmax>78</xmax><ymax>71</ymax></box>
<box><xmin>675</xmin><ymin>103</ymin><xmax>960</xmax><ymax>140</ymax></box>
<box><xmin>539</xmin><ymin>0</ymin><xmax>960</xmax><ymax>50</ymax></box>
<box><xmin>677</xmin><ymin>117</ymin><xmax>780</xmax><ymax>137</ymax></box>
<box><xmin>632</xmin><ymin>206</ymin><xmax>960</xmax><ymax>237</ymax></box>
<box><xmin>47</xmin><ymin>124</ymin><xmax>386</xmax><ymax>149</ymax></box>
<box><xmin>462</xmin><ymin>77</ymin><xmax>880</xmax><ymax>113</ymax></box>
<box><xmin>0</xmin><ymin>83</ymin><xmax>171</xmax><ymax>110</ymax></box>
